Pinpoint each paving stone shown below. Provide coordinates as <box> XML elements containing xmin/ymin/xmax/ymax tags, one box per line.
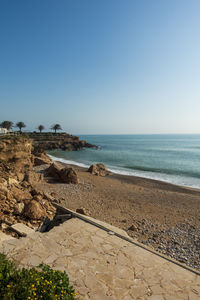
<box><xmin>102</xmin><ymin>243</ymin><xmax>114</xmax><ymax>251</ymax></box>
<box><xmin>123</xmin><ymin>295</ymin><xmax>134</xmax><ymax>300</ymax></box>
<box><xmin>60</xmin><ymin>248</ymin><xmax>73</xmax><ymax>256</ymax></box>
<box><xmin>165</xmin><ymin>295</ymin><xmax>188</xmax><ymax>300</ymax></box>
<box><xmin>91</xmin><ymin>235</ymin><xmax>104</xmax><ymax>244</ymax></box>
<box><xmin>148</xmin><ymin>296</ymin><xmax>165</xmax><ymax>300</ymax></box>
<box><xmin>188</xmin><ymin>292</ymin><xmax>200</xmax><ymax>300</ymax></box>
<box><xmin>11</xmin><ymin>223</ymin><xmax>35</xmax><ymax>236</ymax></box>
<box><xmin>190</xmin><ymin>286</ymin><xmax>200</xmax><ymax>295</ymax></box>
<box><xmin>27</xmin><ymin>254</ymin><xmax>42</xmax><ymax>266</ymax></box>
<box><xmin>84</xmin><ymin>274</ymin><xmax>103</xmax><ymax>290</ymax></box>
<box><xmin>151</xmin><ymin>285</ymin><xmax>165</xmax><ymax>295</ymax></box>
<box><xmin>96</xmin><ymin>272</ymin><xmax>115</xmax><ymax>288</ymax></box>
<box><xmin>79</xmin><ymin>215</ymin><xmax>129</xmax><ymax>237</ymax></box>
<box><xmin>43</xmin><ymin>254</ymin><xmax>58</xmax><ymax>264</ymax></box>
<box><xmin>113</xmin><ymin>278</ymin><xmax>134</xmax><ymax>290</ymax></box>
<box><xmin>0</xmin><ymin>217</ymin><xmax>199</xmax><ymax>300</ymax></box>
<box><xmin>0</xmin><ymin>241</ymin><xmax>19</xmax><ymax>254</ymax></box>
<box><xmin>114</xmin><ymin>265</ymin><xmax>134</xmax><ymax>280</ymax></box>
<box><xmin>95</xmin><ymin>229</ymin><xmax>109</xmax><ymax>238</ymax></box>
<box><xmin>130</xmin><ymin>286</ymin><xmax>148</xmax><ymax>298</ymax></box>
<box><xmin>0</xmin><ymin>231</ymin><xmax>15</xmax><ymax>242</ymax></box>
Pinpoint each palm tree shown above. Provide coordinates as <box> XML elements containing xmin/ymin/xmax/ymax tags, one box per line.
<box><xmin>38</xmin><ymin>125</ymin><xmax>45</xmax><ymax>133</ymax></box>
<box><xmin>0</xmin><ymin>121</ymin><xmax>13</xmax><ymax>130</ymax></box>
<box><xmin>51</xmin><ymin>124</ymin><xmax>62</xmax><ymax>133</ymax></box>
<box><xmin>16</xmin><ymin>121</ymin><xmax>26</xmax><ymax>133</ymax></box>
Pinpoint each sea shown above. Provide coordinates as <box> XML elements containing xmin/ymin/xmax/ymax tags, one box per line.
<box><xmin>48</xmin><ymin>134</ymin><xmax>200</xmax><ymax>189</ymax></box>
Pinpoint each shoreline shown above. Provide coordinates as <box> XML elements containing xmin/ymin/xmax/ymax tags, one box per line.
<box><xmin>35</xmin><ymin>156</ymin><xmax>200</xmax><ymax>271</ymax></box>
<box><xmin>48</xmin><ymin>154</ymin><xmax>200</xmax><ymax>195</ymax></box>
<box><xmin>1</xmin><ymin>136</ymin><xmax>199</xmax><ymax>271</ymax></box>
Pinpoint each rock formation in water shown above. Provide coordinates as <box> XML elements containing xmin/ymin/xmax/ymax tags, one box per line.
<box><xmin>27</xmin><ymin>132</ymin><xmax>98</xmax><ymax>151</ymax></box>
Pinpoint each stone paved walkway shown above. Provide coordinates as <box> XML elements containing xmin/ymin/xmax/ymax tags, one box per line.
<box><xmin>0</xmin><ymin>218</ymin><xmax>199</xmax><ymax>300</ymax></box>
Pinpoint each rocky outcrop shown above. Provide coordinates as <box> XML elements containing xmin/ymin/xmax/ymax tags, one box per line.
<box><xmin>0</xmin><ymin>137</ymin><xmax>56</xmax><ymax>231</ymax></box>
<box><xmin>27</xmin><ymin>132</ymin><xmax>98</xmax><ymax>151</ymax></box>
<box><xmin>32</xmin><ymin>148</ymin><xmax>52</xmax><ymax>166</ymax></box>
<box><xmin>14</xmin><ymin>202</ymin><xmax>25</xmax><ymax>215</ymax></box>
<box><xmin>88</xmin><ymin>163</ymin><xmax>111</xmax><ymax>176</ymax></box>
<box><xmin>9</xmin><ymin>185</ymin><xmax>32</xmax><ymax>201</ymax></box>
<box><xmin>24</xmin><ymin>200</ymin><xmax>46</xmax><ymax>220</ymax></box>
<box><xmin>24</xmin><ymin>171</ymin><xmax>44</xmax><ymax>185</ymax></box>
<box><xmin>0</xmin><ymin>173</ymin><xmax>56</xmax><ymax>220</ymax></box>
<box><xmin>33</xmin><ymin>154</ymin><xmax>52</xmax><ymax>166</ymax></box>
<box><xmin>0</xmin><ymin>137</ymin><xmax>33</xmax><ymax>174</ymax></box>
<box><xmin>47</xmin><ymin>163</ymin><xmax>79</xmax><ymax>184</ymax></box>
<box><xmin>0</xmin><ymin>133</ymin><xmax>95</xmax><ymax>236</ymax></box>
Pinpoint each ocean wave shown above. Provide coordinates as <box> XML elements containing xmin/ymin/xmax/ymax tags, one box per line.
<box><xmin>123</xmin><ymin>165</ymin><xmax>200</xmax><ymax>179</ymax></box>
<box><xmin>48</xmin><ymin>154</ymin><xmax>90</xmax><ymax>168</ymax></box>
<box><xmin>48</xmin><ymin>154</ymin><xmax>200</xmax><ymax>189</ymax></box>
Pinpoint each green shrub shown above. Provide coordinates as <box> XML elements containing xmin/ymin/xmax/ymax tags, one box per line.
<box><xmin>0</xmin><ymin>253</ymin><xmax>77</xmax><ymax>299</ymax></box>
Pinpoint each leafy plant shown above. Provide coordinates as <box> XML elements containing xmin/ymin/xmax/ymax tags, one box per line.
<box><xmin>0</xmin><ymin>121</ymin><xmax>13</xmax><ymax>130</ymax></box>
<box><xmin>16</xmin><ymin>122</ymin><xmax>26</xmax><ymax>133</ymax></box>
<box><xmin>38</xmin><ymin>125</ymin><xmax>45</xmax><ymax>133</ymax></box>
<box><xmin>50</xmin><ymin>124</ymin><xmax>62</xmax><ymax>133</ymax></box>
<box><xmin>0</xmin><ymin>253</ymin><xmax>77</xmax><ymax>299</ymax></box>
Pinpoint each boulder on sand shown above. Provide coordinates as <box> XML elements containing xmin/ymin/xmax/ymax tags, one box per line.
<box><xmin>47</xmin><ymin>163</ymin><xmax>79</xmax><ymax>184</ymax></box>
<box><xmin>88</xmin><ymin>163</ymin><xmax>111</xmax><ymax>176</ymax></box>
<box><xmin>60</xmin><ymin>167</ymin><xmax>79</xmax><ymax>184</ymax></box>
<box><xmin>46</xmin><ymin>163</ymin><xmax>61</xmax><ymax>181</ymax></box>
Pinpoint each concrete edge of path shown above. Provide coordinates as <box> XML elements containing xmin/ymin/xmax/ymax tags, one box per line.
<box><xmin>52</xmin><ymin>202</ymin><xmax>200</xmax><ymax>276</ymax></box>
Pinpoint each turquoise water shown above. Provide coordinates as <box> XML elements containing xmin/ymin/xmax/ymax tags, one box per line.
<box><xmin>48</xmin><ymin>134</ymin><xmax>200</xmax><ymax>188</ymax></box>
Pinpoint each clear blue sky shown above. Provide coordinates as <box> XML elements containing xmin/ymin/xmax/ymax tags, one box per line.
<box><xmin>0</xmin><ymin>0</ymin><xmax>200</xmax><ymax>134</ymax></box>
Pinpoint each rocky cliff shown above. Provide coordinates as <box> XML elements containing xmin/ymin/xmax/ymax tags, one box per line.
<box><xmin>0</xmin><ymin>136</ymin><xmax>56</xmax><ymax>235</ymax></box>
<box><xmin>26</xmin><ymin>132</ymin><xmax>97</xmax><ymax>151</ymax></box>
<box><xmin>0</xmin><ymin>134</ymin><xmax>85</xmax><ymax>236</ymax></box>
<box><xmin>0</xmin><ymin>137</ymin><xmax>33</xmax><ymax>181</ymax></box>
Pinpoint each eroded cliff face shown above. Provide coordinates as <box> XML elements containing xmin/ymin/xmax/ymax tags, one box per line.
<box><xmin>0</xmin><ymin>133</ymin><xmax>90</xmax><ymax>235</ymax></box>
<box><xmin>0</xmin><ymin>137</ymin><xmax>53</xmax><ymax>176</ymax></box>
<box><xmin>0</xmin><ymin>137</ymin><xmax>56</xmax><ymax>234</ymax></box>
<box><xmin>0</xmin><ymin>137</ymin><xmax>33</xmax><ymax>180</ymax></box>
<box><xmin>0</xmin><ymin>137</ymin><xmax>32</xmax><ymax>160</ymax></box>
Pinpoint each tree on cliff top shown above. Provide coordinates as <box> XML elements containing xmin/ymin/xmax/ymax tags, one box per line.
<box><xmin>16</xmin><ymin>121</ymin><xmax>26</xmax><ymax>133</ymax></box>
<box><xmin>51</xmin><ymin>124</ymin><xmax>62</xmax><ymax>133</ymax></box>
<box><xmin>38</xmin><ymin>125</ymin><xmax>45</xmax><ymax>133</ymax></box>
<box><xmin>0</xmin><ymin>121</ymin><xmax>13</xmax><ymax>130</ymax></box>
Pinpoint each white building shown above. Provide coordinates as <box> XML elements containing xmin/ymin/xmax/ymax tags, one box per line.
<box><xmin>0</xmin><ymin>128</ymin><xmax>8</xmax><ymax>135</ymax></box>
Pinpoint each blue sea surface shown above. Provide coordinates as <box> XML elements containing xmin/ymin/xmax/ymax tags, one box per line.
<box><xmin>48</xmin><ymin>134</ymin><xmax>200</xmax><ymax>188</ymax></box>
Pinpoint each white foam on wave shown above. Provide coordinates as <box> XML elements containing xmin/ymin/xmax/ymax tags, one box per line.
<box><xmin>48</xmin><ymin>154</ymin><xmax>90</xmax><ymax>168</ymax></box>
<box><xmin>48</xmin><ymin>154</ymin><xmax>200</xmax><ymax>189</ymax></box>
<box><xmin>110</xmin><ymin>167</ymin><xmax>200</xmax><ymax>189</ymax></box>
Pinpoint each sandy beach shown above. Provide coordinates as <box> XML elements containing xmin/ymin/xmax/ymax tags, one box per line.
<box><xmin>35</xmin><ymin>162</ymin><xmax>200</xmax><ymax>271</ymax></box>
